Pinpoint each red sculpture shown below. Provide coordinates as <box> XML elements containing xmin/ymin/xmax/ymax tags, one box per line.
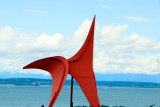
<box><xmin>23</xmin><ymin>16</ymin><xmax>100</xmax><ymax>107</ymax></box>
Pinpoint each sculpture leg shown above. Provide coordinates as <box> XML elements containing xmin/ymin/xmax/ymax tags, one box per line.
<box><xmin>70</xmin><ymin>76</ymin><xmax>74</xmax><ymax>107</ymax></box>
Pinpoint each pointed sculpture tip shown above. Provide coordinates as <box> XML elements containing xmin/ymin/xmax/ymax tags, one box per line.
<box><xmin>93</xmin><ymin>15</ymin><xmax>96</xmax><ymax>21</ymax></box>
<box><xmin>23</xmin><ymin>63</ymin><xmax>33</xmax><ymax>69</ymax></box>
<box><xmin>23</xmin><ymin>65</ymin><xmax>28</xmax><ymax>69</ymax></box>
<box><xmin>93</xmin><ymin>15</ymin><xmax>96</xmax><ymax>24</ymax></box>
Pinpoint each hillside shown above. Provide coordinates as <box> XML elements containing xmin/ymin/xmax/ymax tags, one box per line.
<box><xmin>0</xmin><ymin>78</ymin><xmax>160</xmax><ymax>88</ymax></box>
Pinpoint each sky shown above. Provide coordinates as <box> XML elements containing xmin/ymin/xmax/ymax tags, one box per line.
<box><xmin>0</xmin><ymin>0</ymin><xmax>160</xmax><ymax>80</ymax></box>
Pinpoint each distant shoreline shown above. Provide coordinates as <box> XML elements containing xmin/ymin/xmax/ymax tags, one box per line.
<box><xmin>1</xmin><ymin>84</ymin><xmax>160</xmax><ymax>90</ymax></box>
<box><xmin>0</xmin><ymin>78</ymin><xmax>160</xmax><ymax>88</ymax></box>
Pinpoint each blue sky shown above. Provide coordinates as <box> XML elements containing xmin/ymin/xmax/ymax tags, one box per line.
<box><xmin>0</xmin><ymin>0</ymin><xmax>160</xmax><ymax>80</ymax></box>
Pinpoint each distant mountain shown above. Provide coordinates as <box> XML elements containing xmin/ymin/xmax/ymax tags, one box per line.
<box><xmin>95</xmin><ymin>73</ymin><xmax>160</xmax><ymax>83</ymax></box>
<box><xmin>0</xmin><ymin>72</ymin><xmax>160</xmax><ymax>83</ymax></box>
<box><xmin>0</xmin><ymin>72</ymin><xmax>52</xmax><ymax>79</ymax></box>
<box><xmin>0</xmin><ymin>78</ymin><xmax>160</xmax><ymax>88</ymax></box>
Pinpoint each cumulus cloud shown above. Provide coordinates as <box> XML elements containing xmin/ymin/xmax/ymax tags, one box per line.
<box><xmin>98</xmin><ymin>24</ymin><xmax>128</xmax><ymax>45</ymax></box>
<box><xmin>0</xmin><ymin>19</ymin><xmax>160</xmax><ymax>75</ymax></box>
<box><xmin>17</xmin><ymin>33</ymin><xmax>63</xmax><ymax>52</ymax></box>
<box><xmin>123</xmin><ymin>55</ymin><xmax>160</xmax><ymax>74</ymax></box>
<box><xmin>94</xmin><ymin>52</ymin><xmax>160</xmax><ymax>74</ymax></box>
<box><xmin>94</xmin><ymin>23</ymin><xmax>160</xmax><ymax>74</ymax></box>
<box><xmin>154</xmin><ymin>42</ymin><xmax>160</xmax><ymax>50</ymax></box>
<box><xmin>0</xmin><ymin>26</ymin><xmax>15</xmax><ymax>42</ymax></box>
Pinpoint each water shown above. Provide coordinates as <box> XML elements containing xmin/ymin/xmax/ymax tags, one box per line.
<box><xmin>0</xmin><ymin>85</ymin><xmax>160</xmax><ymax>107</ymax></box>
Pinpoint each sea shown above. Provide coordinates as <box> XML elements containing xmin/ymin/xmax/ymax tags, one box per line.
<box><xmin>0</xmin><ymin>85</ymin><xmax>160</xmax><ymax>107</ymax></box>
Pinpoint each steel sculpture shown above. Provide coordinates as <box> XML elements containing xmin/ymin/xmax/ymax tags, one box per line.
<box><xmin>23</xmin><ymin>16</ymin><xmax>100</xmax><ymax>107</ymax></box>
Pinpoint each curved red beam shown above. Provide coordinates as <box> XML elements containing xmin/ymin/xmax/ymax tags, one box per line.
<box><xmin>68</xmin><ymin>16</ymin><xmax>100</xmax><ymax>107</ymax></box>
<box><xmin>23</xmin><ymin>16</ymin><xmax>100</xmax><ymax>107</ymax></box>
<box><xmin>23</xmin><ymin>56</ymin><xmax>68</xmax><ymax>107</ymax></box>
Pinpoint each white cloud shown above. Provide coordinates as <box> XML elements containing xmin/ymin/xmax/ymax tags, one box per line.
<box><xmin>27</xmin><ymin>9</ymin><xmax>49</xmax><ymax>15</ymax></box>
<box><xmin>124</xmin><ymin>17</ymin><xmax>151</xmax><ymax>22</ymax></box>
<box><xmin>102</xmin><ymin>4</ymin><xmax>112</xmax><ymax>9</ymax></box>
<box><xmin>98</xmin><ymin>24</ymin><xmax>128</xmax><ymax>45</ymax></box>
<box><xmin>0</xmin><ymin>19</ymin><xmax>160</xmax><ymax>75</ymax></box>
<box><xmin>31</xmin><ymin>33</ymin><xmax>63</xmax><ymax>51</ymax></box>
<box><xmin>0</xmin><ymin>58</ymin><xmax>20</xmax><ymax>72</ymax></box>
<box><xmin>74</xmin><ymin>19</ymin><xmax>99</xmax><ymax>45</ymax></box>
<box><xmin>0</xmin><ymin>26</ymin><xmax>15</xmax><ymax>42</ymax></box>
<box><xmin>154</xmin><ymin>42</ymin><xmax>160</xmax><ymax>50</ymax></box>
<box><xmin>94</xmin><ymin>52</ymin><xmax>160</xmax><ymax>74</ymax></box>
<box><xmin>14</xmin><ymin>33</ymin><xmax>63</xmax><ymax>55</ymax></box>
<box><xmin>129</xmin><ymin>33</ymin><xmax>139</xmax><ymax>40</ymax></box>
<box><xmin>94</xmin><ymin>24</ymin><xmax>160</xmax><ymax>74</ymax></box>
<box><xmin>123</xmin><ymin>55</ymin><xmax>160</xmax><ymax>74</ymax></box>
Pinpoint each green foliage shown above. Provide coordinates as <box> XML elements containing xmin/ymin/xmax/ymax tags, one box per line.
<box><xmin>113</xmin><ymin>106</ymin><xmax>125</xmax><ymax>107</ymax></box>
<box><xmin>75</xmin><ymin>105</ymin><xmax>110</xmax><ymax>107</ymax></box>
<box><xmin>75</xmin><ymin>106</ymin><xmax>87</xmax><ymax>107</ymax></box>
<box><xmin>101</xmin><ymin>105</ymin><xmax>109</xmax><ymax>107</ymax></box>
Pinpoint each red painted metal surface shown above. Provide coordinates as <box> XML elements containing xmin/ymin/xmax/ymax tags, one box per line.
<box><xmin>23</xmin><ymin>16</ymin><xmax>100</xmax><ymax>107</ymax></box>
<box><xmin>23</xmin><ymin>56</ymin><xmax>68</xmax><ymax>107</ymax></box>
